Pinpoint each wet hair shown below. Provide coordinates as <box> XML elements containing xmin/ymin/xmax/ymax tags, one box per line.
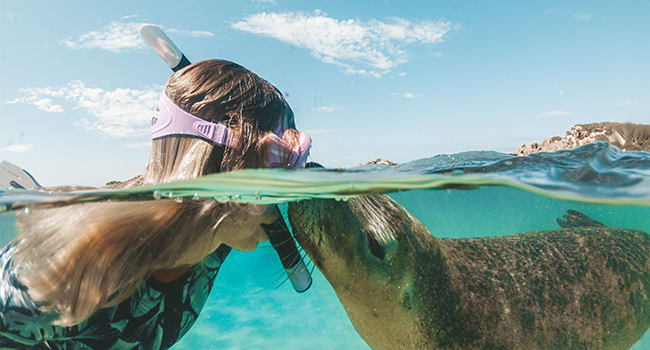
<box><xmin>129</xmin><ymin>59</ymin><xmax>295</xmax><ymax>185</ymax></box>
<box><xmin>13</xmin><ymin>59</ymin><xmax>291</xmax><ymax>326</ymax></box>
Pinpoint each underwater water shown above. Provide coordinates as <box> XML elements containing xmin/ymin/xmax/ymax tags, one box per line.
<box><xmin>0</xmin><ymin>142</ymin><xmax>648</xmax><ymax>349</ymax></box>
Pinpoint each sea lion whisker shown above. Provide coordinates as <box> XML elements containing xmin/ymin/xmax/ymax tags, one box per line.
<box><xmin>271</xmin><ymin>275</ymin><xmax>292</xmax><ymax>291</ymax></box>
<box><xmin>254</xmin><ymin>269</ymin><xmax>293</xmax><ymax>292</ymax></box>
<box><xmin>282</xmin><ymin>250</ymin><xmax>303</xmax><ymax>268</ymax></box>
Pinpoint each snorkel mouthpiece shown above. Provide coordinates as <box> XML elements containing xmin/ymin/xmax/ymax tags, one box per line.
<box><xmin>263</xmin><ymin>212</ymin><xmax>313</xmax><ymax>293</ymax></box>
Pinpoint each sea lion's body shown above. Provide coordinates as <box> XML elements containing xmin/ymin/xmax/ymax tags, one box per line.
<box><xmin>288</xmin><ymin>195</ymin><xmax>650</xmax><ymax>349</ymax></box>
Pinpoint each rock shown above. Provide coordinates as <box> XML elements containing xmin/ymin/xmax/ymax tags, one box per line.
<box><xmin>356</xmin><ymin>158</ymin><xmax>398</xmax><ymax>167</ymax></box>
<box><xmin>515</xmin><ymin>122</ymin><xmax>650</xmax><ymax>156</ymax></box>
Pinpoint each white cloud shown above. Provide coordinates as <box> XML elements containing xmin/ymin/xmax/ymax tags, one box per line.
<box><xmin>7</xmin><ymin>96</ymin><xmax>64</xmax><ymax>113</ymax></box>
<box><xmin>539</xmin><ymin>110</ymin><xmax>575</xmax><ymax>117</ymax></box>
<box><xmin>61</xmin><ymin>21</ymin><xmax>214</xmax><ymax>52</ymax></box>
<box><xmin>398</xmin><ymin>72</ymin><xmax>407</xmax><ymax>78</ymax></box>
<box><xmin>120</xmin><ymin>14</ymin><xmax>139</xmax><ymax>20</ymax></box>
<box><xmin>614</xmin><ymin>99</ymin><xmax>637</xmax><ymax>107</ymax></box>
<box><xmin>310</xmin><ymin>105</ymin><xmax>341</xmax><ymax>113</ymax></box>
<box><xmin>167</xmin><ymin>28</ymin><xmax>215</xmax><ymax>38</ymax></box>
<box><xmin>1</xmin><ymin>144</ymin><xmax>33</xmax><ymax>153</ymax></box>
<box><xmin>573</xmin><ymin>13</ymin><xmax>592</xmax><ymax>21</ymax></box>
<box><xmin>392</xmin><ymin>92</ymin><xmax>416</xmax><ymax>99</ymax></box>
<box><xmin>546</xmin><ymin>9</ymin><xmax>592</xmax><ymax>22</ymax></box>
<box><xmin>232</xmin><ymin>10</ymin><xmax>452</xmax><ymax>76</ymax></box>
<box><xmin>343</xmin><ymin>66</ymin><xmax>382</xmax><ymax>78</ymax></box>
<box><xmin>9</xmin><ymin>81</ymin><xmax>161</xmax><ymax>138</ymax></box>
<box><xmin>61</xmin><ymin>21</ymin><xmax>145</xmax><ymax>52</ymax></box>
<box><xmin>121</xmin><ymin>141</ymin><xmax>151</xmax><ymax>149</ymax></box>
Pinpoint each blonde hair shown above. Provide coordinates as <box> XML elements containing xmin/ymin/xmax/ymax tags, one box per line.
<box><xmin>13</xmin><ymin>59</ymin><xmax>292</xmax><ymax>326</ymax></box>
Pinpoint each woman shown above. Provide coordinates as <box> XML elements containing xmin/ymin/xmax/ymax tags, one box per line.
<box><xmin>0</xmin><ymin>59</ymin><xmax>310</xmax><ymax>349</ymax></box>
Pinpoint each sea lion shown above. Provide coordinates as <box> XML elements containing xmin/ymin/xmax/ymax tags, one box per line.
<box><xmin>288</xmin><ymin>195</ymin><xmax>650</xmax><ymax>349</ymax></box>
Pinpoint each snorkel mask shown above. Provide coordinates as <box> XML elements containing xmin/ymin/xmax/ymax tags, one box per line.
<box><xmin>152</xmin><ymin>92</ymin><xmax>311</xmax><ymax>169</ymax></box>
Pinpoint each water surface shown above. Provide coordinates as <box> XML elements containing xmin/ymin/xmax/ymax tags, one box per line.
<box><xmin>1</xmin><ymin>142</ymin><xmax>648</xmax><ymax>348</ymax></box>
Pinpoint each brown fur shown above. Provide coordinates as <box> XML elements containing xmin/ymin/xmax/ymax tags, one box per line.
<box><xmin>289</xmin><ymin>195</ymin><xmax>650</xmax><ymax>349</ymax></box>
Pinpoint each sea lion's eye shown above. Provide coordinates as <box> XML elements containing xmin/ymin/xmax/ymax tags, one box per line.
<box><xmin>366</xmin><ymin>232</ymin><xmax>385</xmax><ymax>260</ymax></box>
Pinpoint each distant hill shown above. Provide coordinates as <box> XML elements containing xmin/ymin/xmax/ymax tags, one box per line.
<box><xmin>515</xmin><ymin>122</ymin><xmax>650</xmax><ymax>156</ymax></box>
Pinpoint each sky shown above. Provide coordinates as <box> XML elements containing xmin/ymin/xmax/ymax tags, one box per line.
<box><xmin>1</xmin><ymin>0</ymin><xmax>649</xmax><ymax>186</ymax></box>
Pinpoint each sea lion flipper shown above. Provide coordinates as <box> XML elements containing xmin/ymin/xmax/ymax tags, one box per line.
<box><xmin>556</xmin><ymin>210</ymin><xmax>606</xmax><ymax>228</ymax></box>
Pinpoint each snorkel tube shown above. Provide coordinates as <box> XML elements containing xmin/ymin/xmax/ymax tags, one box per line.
<box><xmin>140</xmin><ymin>25</ymin><xmax>190</xmax><ymax>72</ymax></box>
<box><xmin>140</xmin><ymin>24</ymin><xmax>312</xmax><ymax>293</ymax></box>
<box><xmin>0</xmin><ymin>161</ymin><xmax>42</xmax><ymax>190</ymax></box>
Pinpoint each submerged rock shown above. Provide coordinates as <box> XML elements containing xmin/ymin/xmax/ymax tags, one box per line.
<box><xmin>515</xmin><ymin>122</ymin><xmax>650</xmax><ymax>156</ymax></box>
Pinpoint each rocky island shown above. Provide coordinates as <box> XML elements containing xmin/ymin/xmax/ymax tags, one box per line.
<box><xmin>356</xmin><ymin>158</ymin><xmax>399</xmax><ymax>167</ymax></box>
<box><xmin>515</xmin><ymin>122</ymin><xmax>650</xmax><ymax>156</ymax></box>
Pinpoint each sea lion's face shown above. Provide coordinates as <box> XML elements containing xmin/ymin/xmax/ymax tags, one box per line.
<box><xmin>288</xmin><ymin>195</ymin><xmax>407</xmax><ymax>279</ymax></box>
<box><xmin>288</xmin><ymin>194</ymin><xmax>430</xmax><ymax>349</ymax></box>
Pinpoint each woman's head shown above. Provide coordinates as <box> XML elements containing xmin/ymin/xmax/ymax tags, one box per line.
<box><xmin>13</xmin><ymin>59</ymin><xmax>305</xmax><ymax>326</ymax></box>
<box><xmin>140</xmin><ymin>59</ymin><xmax>296</xmax><ymax>185</ymax></box>
<box><xmin>165</xmin><ymin>59</ymin><xmax>294</xmax><ymax>131</ymax></box>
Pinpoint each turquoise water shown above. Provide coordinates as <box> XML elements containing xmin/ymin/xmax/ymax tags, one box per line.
<box><xmin>1</xmin><ymin>142</ymin><xmax>649</xmax><ymax>348</ymax></box>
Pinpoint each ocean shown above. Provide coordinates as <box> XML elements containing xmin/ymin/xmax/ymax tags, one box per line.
<box><xmin>1</xmin><ymin>142</ymin><xmax>648</xmax><ymax>349</ymax></box>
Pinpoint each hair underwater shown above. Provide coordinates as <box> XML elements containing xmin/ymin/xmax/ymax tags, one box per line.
<box><xmin>12</xmin><ymin>59</ymin><xmax>299</xmax><ymax>326</ymax></box>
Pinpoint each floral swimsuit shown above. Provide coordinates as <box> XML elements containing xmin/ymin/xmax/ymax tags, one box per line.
<box><xmin>0</xmin><ymin>242</ymin><xmax>230</xmax><ymax>349</ymax></box>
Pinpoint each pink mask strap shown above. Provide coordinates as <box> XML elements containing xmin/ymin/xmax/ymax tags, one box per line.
<box><xmin>152</xmin><ymin>91</ymin><xmax>311</xmax><ymax>168</ymax></box>
<box><xmin>152</xmin><ymin>92</ymin><xmax>231</xmax><ymax>146</ymax></box>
